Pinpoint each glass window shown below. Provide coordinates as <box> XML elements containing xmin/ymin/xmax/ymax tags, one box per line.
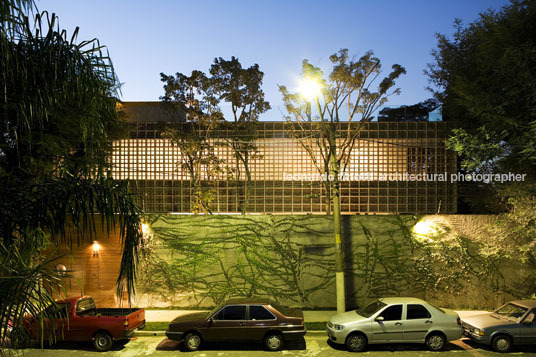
<box><xmin>213</xmin><ymin>305</ymin><xmax>246</xmax><ymax>321</ymax></box>
<box><xmin>249</xmin><ymin>305</ymin><xmax>275</xmax><ymax>320</ymax></box>
<box><xmin>379</xmin><ymin>305</ymin><xmax>402</xmax><ymax>321</ymax></box>
<box><xmin>523</xmin><ymin>310</ymin><xmax>535</xmax><ymax>325</ymax></box>
<box><xmin>357</xmin><ymin>300</ymin><xmax>387</xmax><ymax>318</ymax></box>
<box><xmin>407</xmin><ymin>304</ymin><xmax>431</xmax><ymax>320</ymax></box>
<box><xmin>494</xmin><ymin>303</ymin><xmax>528</xmax><ymax>322</ymax></box>
<box><xmin>76</xmin><ymin>298</ymin><xmax>96</xmax><ymax>316</ymax></box>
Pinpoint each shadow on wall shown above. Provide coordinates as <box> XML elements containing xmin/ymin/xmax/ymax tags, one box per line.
<box><xmin>135</xmin><ymin>214</ymin><xmax>522</xmax><ymax>310</ymax></box>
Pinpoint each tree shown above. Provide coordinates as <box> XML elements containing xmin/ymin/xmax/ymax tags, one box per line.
<box><xmin>210</xmin><ymin>57</ymin><xmax>270</xmax><ymax>213</ymax></box>
<box><xmin>427</xmin><ymin>0</ymin><xmax>536</xmax><ymax>177</ymax></box>
<box><xmin>377</xmin><ymin>98</ymin><xmax>439</xmax><ymax>122</ymax></box>
<box><xmin>160</xmin><ymin>70</ymin><xmax>224</xmax><ymax>214</ymax></box>
<box><xmin>427</xmin><ymin>0</ymin><xmax>536</xmax><ymax>297</ymax></box>
<box><xmin>280</xmin><ymin>49</ymin><xmax>405</xmax><ymax>312</ymax></box>
<box><xmin>1</xmin><ymin>1</ymin><xmax>143</xmax><ymax>349</ymax></box>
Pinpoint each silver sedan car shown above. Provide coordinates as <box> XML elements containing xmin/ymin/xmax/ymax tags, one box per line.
<box><xmin>326</xmin><ymin>297</ymin><xmax>463</xmax><ymax>352</ymax></box>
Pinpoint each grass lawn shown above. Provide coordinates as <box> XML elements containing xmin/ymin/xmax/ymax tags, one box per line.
<box><xmin>143</xmin><ymin>321</ymin><xmax>326</xmax><ymax>331</ymax></box>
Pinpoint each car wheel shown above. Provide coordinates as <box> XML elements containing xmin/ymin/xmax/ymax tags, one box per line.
<box><xmin>9</xmin><ymin>327</ymin><xmax>29</xmax><ymax>349</ymax></box>
<box><xmin>184</xmin><ymin>332</ymin><xmax>202</xmax><ymax>352</ymax></box>
<box><xmin>425</xmin><ymin>333</ymin><xmax>446</xmax><ymax>351</ymax></box>
<box><xmin>346</xmin><ymin>333</ymin><xmax>367</xmax><ymax>352</ymax></box>
<box><xmin>93</xmin><ymin>332</ymin><xmax>113</xmax><ymax>352</ymax></box>
<box><xmin>264</xmin><ymin>332</ymin><xmax>283</xmax><ymax>351</ymax></box>
<box><xmin>492</xmin><ymin>334</ymin><xmax>512</xmax><ymax>353</ymax></box>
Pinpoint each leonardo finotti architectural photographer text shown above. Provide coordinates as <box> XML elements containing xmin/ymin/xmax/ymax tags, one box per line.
<box><xmin>282</xmin><ymin>172</ymin><xmax>526</xmax><ymax>183</ymax></box>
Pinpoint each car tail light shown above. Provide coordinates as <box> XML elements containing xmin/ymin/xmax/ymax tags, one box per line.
<box><xmin>124</xmin><ymin>320</ymin><xmax>129</xmax><ymax>329</ymax></box>
<box><xmin>457</xmin><ymin>317</ymin><xmax>461</xmax><ymax>326</ymax></box>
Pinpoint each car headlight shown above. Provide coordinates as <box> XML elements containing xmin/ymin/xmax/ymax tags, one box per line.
<box><xmin>473</xmin><ymin>328</ymin><xmax>485</xmax><ymax>336</ymax></box>
<box><xmin>333</xmin><ymin>324</ymin><xmax>345</xmax><ymax>330</ymax></box>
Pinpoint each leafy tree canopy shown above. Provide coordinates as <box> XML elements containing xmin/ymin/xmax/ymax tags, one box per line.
<box><xmin>427</xmin><ymin>0</ymin><xmax>536</xmax><ymax>175</ymax></box>
<box><xmin>378</xmin><ymin>98</ymin><xmax>439</xmax><ymax>122</ymax></box>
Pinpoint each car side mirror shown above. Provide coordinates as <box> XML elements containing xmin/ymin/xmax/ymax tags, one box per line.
<box><xmin>375</xmin><ymin>316</ymin><xmax>384</xmax><ymax>322</ymax></box>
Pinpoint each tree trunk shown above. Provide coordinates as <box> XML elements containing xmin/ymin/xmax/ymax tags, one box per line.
<box><xmin>329</xmin><ymin>126</ymin><xmax>345</xmax><ymax>314</ymax></box>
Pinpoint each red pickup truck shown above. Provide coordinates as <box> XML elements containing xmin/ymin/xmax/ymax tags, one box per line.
<box><xmin>9</xmin><ymin>296</ymin><xmax>145</xmax><ymax>352</ymax></box>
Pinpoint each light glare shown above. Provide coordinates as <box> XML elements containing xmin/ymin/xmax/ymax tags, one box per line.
<box><xmin>299</xmin><ymin>78</ymin><xmax>322</xmax><ymax>101</ymax></box>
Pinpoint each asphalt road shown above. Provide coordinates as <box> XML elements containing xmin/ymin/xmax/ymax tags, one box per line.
<box><xmin>14</xmin><ymin>334</ymin><xmax>536</xmax><ymax>356</ymax></box>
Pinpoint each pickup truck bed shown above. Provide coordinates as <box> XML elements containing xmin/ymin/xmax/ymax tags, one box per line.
<box><xmin>11</xmin><ymin>296</ymin><xmax>145</xmax><ymax>352</ymax></box>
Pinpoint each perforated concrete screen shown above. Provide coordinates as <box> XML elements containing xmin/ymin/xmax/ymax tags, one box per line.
<box><xmin>110</xmin><ymin>121</ymin><xmax>456</xmax><ymax>214</ymax></box>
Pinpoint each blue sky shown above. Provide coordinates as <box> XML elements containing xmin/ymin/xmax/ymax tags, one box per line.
<box><xmin>40</xmin><ymin>0</ymin><xmax>510</xmax><ymax>121</ymax></box>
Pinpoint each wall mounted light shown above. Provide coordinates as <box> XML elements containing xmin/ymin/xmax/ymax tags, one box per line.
<box><xmin>92</xmin><ymin>240</ymin><xmax>101</xmax><ymax>257</ymax></box>
<box><xmin>55</xmin><ymin>264</ymin><xmax>67</xmax><ymax>276</ymax></box>
<box><xmin>412</xmin><ymin>217</ymin><xmax>448</xmax><ymax>243</ymax></box>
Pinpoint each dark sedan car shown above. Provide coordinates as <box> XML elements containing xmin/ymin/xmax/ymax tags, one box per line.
<box><xmin>462</xmin><ymin>300</ymin><xmax>536</xmax><ymax>353</ymax></box>
<box><xmin>165</xmin><ymin>298</ymin><xmax>306</xmax><ymax>351</ymax></box>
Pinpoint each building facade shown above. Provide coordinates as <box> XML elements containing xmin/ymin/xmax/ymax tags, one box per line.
<box><xmin>111</xmin><ymin>102</ymin><xmax>457</xmax><ymax>214</ymax></box>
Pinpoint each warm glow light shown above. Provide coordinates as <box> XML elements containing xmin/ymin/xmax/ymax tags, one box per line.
<box><xmin>412</xmin><ymin>218</ymin><xmax>446</xmax><ymax>243</ymax></box>
<box><xmin>92</xmin><ymin>240</ymin><xmax>101</xmax><ymax>257</ymax></box>
<box><xmin>141</xmin><ymin>223</ymin><xmax>151</xmax><ymax>236</ymax></box>
<box><xmin>298</xmin><ymin>77</ymin><xmax>322</xmax><ymax>101</ymax></box>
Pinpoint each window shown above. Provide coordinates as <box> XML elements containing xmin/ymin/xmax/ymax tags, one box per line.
<box><xmin>213</xmin><ymin>305</ymin><xmax>246</xmax><ymax>320</ymax></box>
<box><xmin>379</xmin><ymin>305</ymin><xmax>402</xmax><ymax>321</ymax></box>
<box><xmin>249</xmin><ymin>305</ymin><xmax>275</xmax><ymax>320</ymax></box>
<box><xmin>358</xmin><ymin>300</ymin><xmax>387</xmax><ymax>318</ymax></box>
<box><xmin>523</xmin><ymin>310</ymin><xmax>535</xmax><ymax>325</ymax></box>
<box><xmin>76</xmin><ymin>298</ymin><xmax>96</xmax><ymax>316</ymax></box>
<box><xmin>407</xmin><ymin>304</ymin><xmax>431</xmax><ymax>320</ymax></box>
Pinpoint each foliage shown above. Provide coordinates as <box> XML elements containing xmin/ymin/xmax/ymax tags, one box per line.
<box><xmin>280</xmin><ymin>49</ymin><xmax>405</xmax><ymax>213</ymax></box>
<box><xmin>427</xmin><ymin>0</ymin><xmax>536</xmax><ymax>176</ymax></box>
<box><xmin>1</xmin><ymin>9</ymin><xmax>121</xmax><ymax>181</ymax></box>
<box><xmin>160</xmin><ymin>70</ymin><xmax>224</xmax><ymax>214</ymax></box>
<box><xmin>210</xmin><ymin>57</ymin><xmax>270</xmax><ymax>213</ymax></box>
<box><xmin>476</xmin><ymin>183</ymin><xmax>536</xmax><ymax>297</ymax></box>
<box><xmin>377</xmin><ymin>98</ymin><xmax>439</xmax><ymax>122</ymax></box>
<box><xmin>161</xmin><ymin>57</ymin><xmax>270</xmax><ymax>214</ymax></box>
<box><xmin>0</xmin><ymin>229</ymin><xmax>64</xmax><ymax>349</ymax></box>
<box><xmin>135</xmin><ymin>214</ymin><xmax>509</xmax><ymax>309</ymax></box>
<box><xmin>138</xmin><ymin>215</ymin><xmax>334</xmax><ymax>307</ymax></box>
<box><xmin>0</xmin><ymin>0</ymin><xmax>143</xmax><ymax>351</ymax></box>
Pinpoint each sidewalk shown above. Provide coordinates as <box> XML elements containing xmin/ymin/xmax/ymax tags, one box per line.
<box><xmin>144</xmin><ymin>309</ymin><xmax>487</xmax><ymax>323</ymax></box>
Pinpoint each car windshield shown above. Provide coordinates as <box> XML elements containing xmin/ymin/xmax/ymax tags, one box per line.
<box><xmin>493</xmin><ymin>303</ymin><xmax>528</xmax><ymax>322</ymax></box>
<box><xmin>356</xmin><ymin>300</ymin><xmax>387</xmax><ymax>318</ymax></box>
<box><xmin>207</xmin><ymin>303</ymin><xmax>225</xmax><ymax>318</ymax></box>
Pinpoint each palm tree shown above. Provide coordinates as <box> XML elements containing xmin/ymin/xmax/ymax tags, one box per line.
<box><xmin>1</xmin><ymin>0</ymin><xmax>143</xmax><ymax>349</ymax></box>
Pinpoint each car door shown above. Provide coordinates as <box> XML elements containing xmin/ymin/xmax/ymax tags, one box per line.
<box><xmin>518</xmin><ymin>309</ymin><xmax>536</xmax><ymax>344</ymax></box>
<box><xmin>246</xmin><ymin>305</ymin><xmax>277</xmax><ymax>340</ymax></box>
<box><xmin>36</xmin><ymin>303</ymin><xmax>69</xmax><ymax>342</ymax></box>
<box><xmin>371</xmin><ymin>304</ymin><xmax>404</xmax><ymax>342</ymax></box>
<box><xmin>206</xmin><ymin>305</ymin><xmax>248</xmax><ymax>341</ymax></box>
<box><xmin>403</xmin><ymin>304</ymin><xmax>433</xmax><ymax>342</ymax></box>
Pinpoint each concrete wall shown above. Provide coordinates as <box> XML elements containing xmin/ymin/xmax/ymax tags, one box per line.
<box><xmin>134</xmin><ymin>214</ymin><xmax>519</xmax><ymax>310</ymax></box>
<box><xmin>56</xmin><ymin>214</ymin><xmax>521</xmax><ymax>310</ymax></box>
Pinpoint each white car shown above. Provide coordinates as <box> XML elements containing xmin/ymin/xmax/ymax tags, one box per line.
<box><xmin>326</xmin><ymin>297</ymin><xmax>463</xmax><ymax>352</ymax></box>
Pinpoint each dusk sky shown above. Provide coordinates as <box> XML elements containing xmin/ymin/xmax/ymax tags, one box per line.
<box><xmin>40</xmin><ymin>0</ymin><xmax>510</xmax><ymax>121</ymax></box>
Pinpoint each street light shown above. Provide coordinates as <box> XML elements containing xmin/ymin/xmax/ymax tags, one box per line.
<box><xmin>298</xmin><ymin>77</ymin><xmax>322</xmax><ymax>102</ymax></box>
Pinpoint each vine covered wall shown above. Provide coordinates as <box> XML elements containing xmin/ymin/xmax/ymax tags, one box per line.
<box><xmin>135</xmin><ymin>214</ymin><xmax>521</xmax><ymax>310</ymax></box>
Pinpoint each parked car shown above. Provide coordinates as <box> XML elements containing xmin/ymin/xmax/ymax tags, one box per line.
<box><xmin>461</xmin><ymin>300</ymin><xmax>536</xmax><ymax>353</ymax></box>
<box><xmin>9</xmin><ymin>296</ymin><xmax>145</xmax><ymax>352</ymax></box>
<box><xmin>165</xmin><ymin>298</ymin><xmax>306</xmax><ymax>351</ymax></box>
<box><xmin>326</xmin><ymin>297</ymin><xmax>462</xmax><ymax>352</ymax></box>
